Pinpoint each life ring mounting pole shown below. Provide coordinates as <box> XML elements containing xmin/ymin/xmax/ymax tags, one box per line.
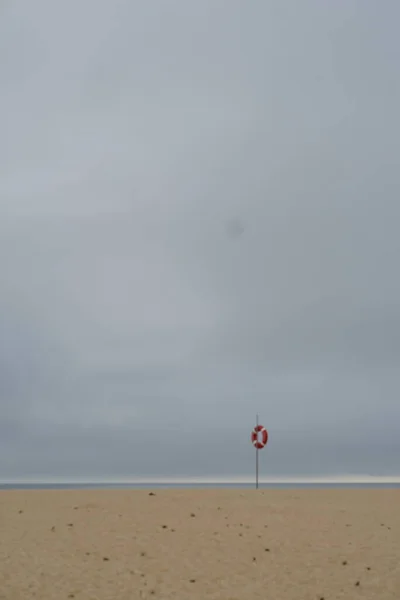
<box><xmin>256</xmin><ymin>413</ymin><xmax>259</xmax><ymax>490</ymax></box>
<box><xmin>250</xmin><ymin>417</ymin><xmax>268</xmax><ymax>489</ymax></box>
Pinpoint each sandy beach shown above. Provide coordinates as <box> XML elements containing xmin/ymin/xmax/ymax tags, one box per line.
<box><xmin>0</xmin><ymin>488</ymin><xmax>399</xmax><ymax>599</ymax></box>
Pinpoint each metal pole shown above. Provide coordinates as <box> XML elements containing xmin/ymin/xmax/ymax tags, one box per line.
<box><xmin>256</xmin><ymin>413</ymin><xmax>259</xmax><ymax>489</ymax></box>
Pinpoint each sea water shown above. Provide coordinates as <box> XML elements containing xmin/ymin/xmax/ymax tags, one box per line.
<box><xmin>1</xmin><ymin>482</ymin><xmax>399</xmax><ymax>490</ymax></box>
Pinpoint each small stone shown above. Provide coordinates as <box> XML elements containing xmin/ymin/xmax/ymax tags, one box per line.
<box><xmin>162</xmin><ymin>525</ymin><xmax>167</xmax><ymax>529</ymax></box>
<box><xmin>355</xmin><ymin>581</ymin><xmax>360</xmax><ymax>586</ymax></box>
<box><xmin>67</xmin><ymin>523</ymin><xmax>74</xmax><ymax>527</ymax></box>
<box><xmin>252</xmin><ymin>557</ymin><xmax>256</xmax><ymax>562</ymax></box>
<box><xmin>265</xmin><ymin>548</ymin><xmax>270</xmax><ymax>552</ymax></box>
<box><xmin>140</xmin><ymin>552</ymin><xmax>146</xmax><ymax>557</ymax></box>
<box><xmin>342</xmin><ymin>561</ymin><xmax>347</xmax><ymax>565</ymax></box>
<box><xmin>103</xmin><ymin>557</ymin><xmax>109</xmax><ymax>561</ymax></box>
<box><xmin>190</xmin><ymin>513</ymin><xmax>196</xmax><ymax>517</ymax></box>
<box><xmin>149</xmin><ymin>492</ymin><xmax>156</xmax><ymax>496</ymax></box>
<box><xmin>18</xmin><ymin>510</ymin><xmax>23</xmax><ymax>514</ymax></box>
<box><xmin>51</xmin><ymin>526</ymin><xmax>55</xmax><ymax>532</ymax></box>
<box><xmin>366</xmin><ymin>567</ymin><xmax>371</xmax><ymax>571</ymax></box>
<box><xmin>190</xmin><ymin>579</ymin><xmax>196</xmax><ymax>583</ymax></box>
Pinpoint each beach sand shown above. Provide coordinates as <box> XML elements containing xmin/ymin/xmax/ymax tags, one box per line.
<box><xmin>0</xmin><ymin>488</ymin><xmax>399</xmax><ymax>599</ymax></box>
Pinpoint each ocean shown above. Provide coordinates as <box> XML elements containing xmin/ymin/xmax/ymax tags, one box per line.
<box><xmin>1</xmin><ymin>482</ymin><xmax>399</xmax><ymax>490</ymax></box>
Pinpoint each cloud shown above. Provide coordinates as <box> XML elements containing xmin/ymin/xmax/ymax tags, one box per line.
<box><xmin>1</xmin><ymin>0</ymin><xmax>400</xmax><ymax>480</ymax></box>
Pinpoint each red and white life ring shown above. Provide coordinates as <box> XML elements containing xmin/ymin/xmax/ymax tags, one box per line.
<box><xmin>251</xmin><ymin>425</ymin><xmax>268</xmax><ymax>449</ymax></box>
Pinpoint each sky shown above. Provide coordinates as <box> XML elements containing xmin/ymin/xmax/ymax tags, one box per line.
<box><xmin>1</xmin><ymin>0</ymin><xmax>400</xmax><ymax>481</ymax></box>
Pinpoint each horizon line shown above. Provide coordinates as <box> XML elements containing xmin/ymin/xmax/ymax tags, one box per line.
<box><xmin>1</xmin><ymin>474</ymin><xmax>400</xmax><ymax>485</ymax></box>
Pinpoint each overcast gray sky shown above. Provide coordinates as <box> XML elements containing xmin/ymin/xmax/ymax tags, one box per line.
<box><xmin>1</xmin><ymin>0</ymin><xmax>400</xmax><ymax>481</ymax></box>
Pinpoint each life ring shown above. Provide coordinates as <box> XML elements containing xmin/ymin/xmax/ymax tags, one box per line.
<box><xmin>251</xmin><ymin>425</ymin><xmax>268</xmax><ymax>449</ymax></box>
